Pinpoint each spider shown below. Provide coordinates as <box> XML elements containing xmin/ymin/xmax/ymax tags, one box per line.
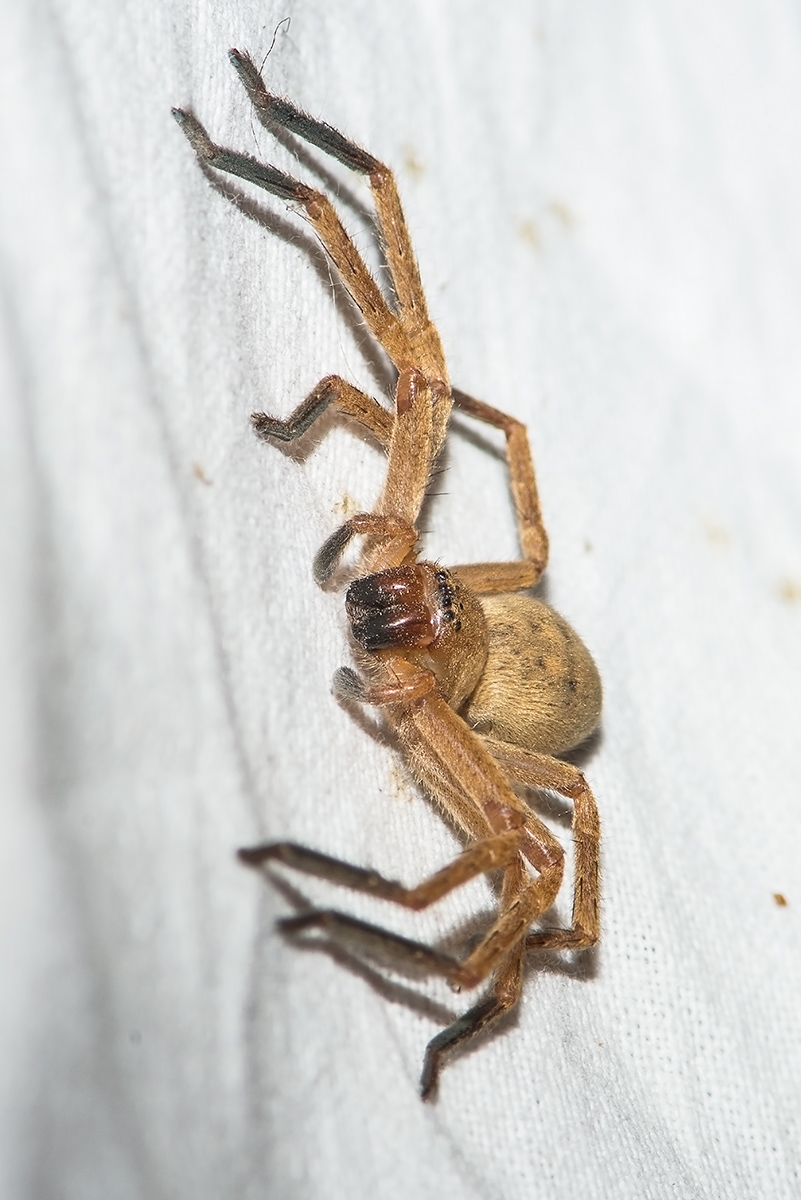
<box><xmin>173</xmin><ymin>49</ymin><xmax>602</xmax><ymax>1100</ymax></box>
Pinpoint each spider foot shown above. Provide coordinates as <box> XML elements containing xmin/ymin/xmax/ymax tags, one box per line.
<box><xmin>313</xmin><ymin>523</ymin><xmax>358</xmax><ymax>585</ymax></box>
<box><xmin>313</xmin><ymin>514</ymin><xmax>417</xmax><ymax>585</ymax></box>
<box><xmin>332</xmin><ymin>666</ymin><xmax>367</xmax><ymax>702</ymax></box>
<box><xmin>420</xmin><ymin>993</ymin><xmax>511</xmax><ymax>1101</ymax></box>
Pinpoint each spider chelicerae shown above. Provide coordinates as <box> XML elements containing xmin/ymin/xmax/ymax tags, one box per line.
<box><xmin>173</xmin><ymin>49</ymin><xmax>602</xmax><ymax>1100</ymax></box>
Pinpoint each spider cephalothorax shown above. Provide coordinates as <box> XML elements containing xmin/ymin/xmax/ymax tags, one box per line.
<box><xmin>346</xmin><ymin>563</ymin><xmax>489</xmax><ymax>709</ymax></box>
<box><xmin>175</xmin><ymin>49</ymin><xmax>602</xmax><ymax>1099</ymax></box>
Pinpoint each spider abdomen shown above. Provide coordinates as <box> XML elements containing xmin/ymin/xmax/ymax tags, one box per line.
<box><xmin>463</xmin><ymin>595</ymin><xmax>602</xmax><ymax>756</ymax></box>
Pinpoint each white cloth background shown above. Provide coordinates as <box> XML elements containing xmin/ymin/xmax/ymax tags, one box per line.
<box><xmin>2</xmin><ymin>1</ymin><xmax>800</xmax><ymax>1197</ymax></box>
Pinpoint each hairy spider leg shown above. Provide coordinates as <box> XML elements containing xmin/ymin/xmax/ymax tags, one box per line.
<box><xmin>483</xmin><ymin>738</ymin><xmax>601</xmax><ymax>950</ymax></box>
<box><xmin>243</xmin><ymin>802</ymin><xmax>562</xmax><ymax>1099</ymax></box>
<box><xmin>239</xmin><ymin>828</ymin><xmax>523</xmax><ymax>911</ymax></box>
<box><xmin>241</xmin><ymin>661</ymin><xmax>574</xmax><ymax>1095</ymax></box>
<box><xmin>420</xmin><ymin>857</ymin><xmax>528</xmax><ymax>1099</ymax></box>
<box><xmin>299</xmin><ymin>378</ymin><xmax>555</xmax><ymax>582</ymax></box>
<box><xmin>449</xmin><ymin>388</ymin><xmax>549</xmax><ymax>586</ymax></box>
<box><xmin>228</xmin><ymin>49</ymin><xmax>447</xmax><ymax>386</ymax></box>
<box><xmin>174</xmin><ymin>57</ymin><xmax>451</xmax><ymax>535</ymax></box>
<box><xmin>174</xmin><ymin>48</ymin><xmax>448</xmax><ymax>385</ymax></box>
<box><xmin>251</xmin><ymin>375</ymin><xmax>393</xmax><ymax>447</ymax></box>
<box><xmin>172</xmin><ymin>106</ymin><xmax>416</xmax><ymax>374</ymax></box>
<box><xmin>306</xmin><ymin>376</ymin><xmax>444</xmax><ymax>579</ymax></box>
<box><xmin>228</xmin><ymin>51</ymin><xmax>452</xmax><ymax>530</ymax></box>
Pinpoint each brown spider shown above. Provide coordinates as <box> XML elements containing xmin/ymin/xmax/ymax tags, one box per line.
<box><xmin>173</xmin><ymin>50</ymin><xmax>602</xmax><ymax>1100</ymax></box>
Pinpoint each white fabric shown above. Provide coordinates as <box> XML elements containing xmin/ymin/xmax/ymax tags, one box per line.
<box><xmin>2</xmin><ymin>1</ymin><xmax>801</xmax><ymax>1197</ymax></box>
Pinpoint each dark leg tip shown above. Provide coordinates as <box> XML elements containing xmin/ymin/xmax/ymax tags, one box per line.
<box><xmin>332</xmin><ymin>666</ymin><xmax>367</xmax><ymax>702</ymax></box>
<box><xmin>250</xmin><ymin>412</ymin><xmax>286</xmax><ymax>441</ymax></box>
<box><xmin>419</xmin><ymin>1051</ymin><xmax>440</xmax><ymax>1102</ymax></box>
<box><xmin>313</xmin><ymin>522</ymin><xmax>353</xmax><ymax>585</ymax></box>
<box><xmin>228</xmin><ymin>48</ymin><xmax>263</xmax><ymax>97</ymax></box>
<box><xmin>237</xmin><ymin>843</ymin><xmax>276</xmax><ymax>867</ymax></box>
<box><xmin>277</xmin><ymin>911</ymin><xmax>326</xmax><ymax>935</ymax></box>
<box><xmin>172</xmin><ymin>109</ymin><xmax>216</xmax><ymax>160</ymax></box>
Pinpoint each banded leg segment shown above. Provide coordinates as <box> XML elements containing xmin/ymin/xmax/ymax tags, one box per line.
<box><xmin>450</xmin><ymin>387</ymin><xmax>549</xmax><ymax>588</ymax></box>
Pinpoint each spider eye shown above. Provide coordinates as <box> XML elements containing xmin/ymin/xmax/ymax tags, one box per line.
<box><xmin>433</xmin><ymin>570</ymin><xmax>461</xmax><ymax>633</ymax></box>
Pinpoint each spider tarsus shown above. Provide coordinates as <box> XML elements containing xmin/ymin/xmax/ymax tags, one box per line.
<box><xmin>250</xmin><ymin>412</ymin><xmax>291</xmax><ymax>442</ymax></box>
<box><xmin>332</xmin><ymin>666</ymin><xmax>367</xmax><ymax>702</ymax></box>
<box><xmin>250</xmin><ymin>388</ymin><xmax>331</xmax><ymax>443</ymax></box>
<box><xmin>172</xmin><ymin>104</ymin><xmax>313</xmax><ymax>205</ymax></box>
<box><xmin>419</xmin><ymin>994</ymin><xmax>503</xmax><ymax>1100</ymax></box>
<box><xmin>171</xmin><ymin>108</ymin><xmax>216</xmax><ymax>159</ymax></box>
<box><xmin>277</xmin><ymin>908</ymin><xmax>464</xmax><ymax>981</ymax></box>
<box><xmin>313</xmin><ymin>522</ymin><xmax>353</xmax><ymax>585</ymax></box>
<box><xmin>216</xmin><ymin>149</ymin><xmax>307</xmax><ymax>202</ymax></box>
<box><xmin>419</xmin><ymin>1051</ymin><xmax>440</xmax><ymax>1102</ymax></box>
<box><xmin>227</xmin><ymin>47</ymin><xmax>381</xmax><ymax>178</ymax></box>
<box><xmin>228</xmin><ymin>47</ymin><xmax>261</xmax><ymax>94</ymax></box>
<box><xmin>237</xmin><ymin>844</ymin><xmax>276</xmax><ymax>867</ymax></box>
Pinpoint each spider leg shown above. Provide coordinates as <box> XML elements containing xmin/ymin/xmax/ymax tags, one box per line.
<box><xmin>420</xmin><ymin>858</ymin><xmax>526</xmax><ymax>1099</ymax></box>
<box><xmin>235</xmin><ymin>51</ymin><xmax>455</xmax><ymax>520</ymax></box>
<box><xmin>174</xmin><ymin>107</ymin><xmax>449</xmax><ymax>531</ymax></box>
<box><xmin>229</xmin><ymin>49</ymin><xmax>447</xmax><ymax>383</ymax></box>
<box><xmin>484</xmin><ymin>737</ymin><xmax>601</xmax><ymax>950</ymax></box>
<box><xmin>257</xmin><ymin>368</ymin><xmax>442</xmax><ymax>567</ymax></box>
<box><xmin>271</xmin><ymin>846</ymin><xmax>559</xmax><ymax>1095</ymax></box>
<box><xmin>244</xmin><ymin>682</ymin><xmax>568</xmax><ymax>1094</ymax></box>
<box><xmin>172</xmin><ymin>108</ymin><xmax>416</xmax><ymax>374</ymax></box>
<box><xmin>238</xmin><ymin>827</ymin><xmax>522</xmax><ymax>910</ymax></box>
<box><xmin>393</xmin><ymin>687</ymin><xmax>570</xmax><ymax>981</ymax></box>
<box><xmin>266</xmin><ymin>852</ymin><xmax>559</xmax><ymax>1004</ymax></box>
<box><xmin>378</xmin><ymin>369</ymin><xmax>446</xmax><ymax>529</ymax></box>
<box><xmin>277</xmin><ymin>908</ymin><xmax>463</xmax><ymax>979</ymax></box>
<box><xmin>240</xmin><ymin>706</ymin><xmax>563</xmax><ymax>989</ymax></box>
<box><xmin>262</xmin><ymin>855</ymin><xmax>532</xmax><ymax>1102</ymax></box>
<box><xmin>449</xmin><ymin>387</ymin><xmax>549</xmax><ymax>587</ymax></box>
<box><xmin>251</xmin><ymin>375</ymin><xmax>392</xmax><ymax>448</ymax></box>
<box><xmin>333</xmin><ymin>663</ymin><xmax>437</xmax><ymax>707</ymax></box>
<box><xmin>313</xmin><ymin>512</ymin><xmax>417</xmax><ymax>583</ymax></box>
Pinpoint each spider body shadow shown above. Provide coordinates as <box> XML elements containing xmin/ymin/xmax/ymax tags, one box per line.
<box><xmin>174</xmin><ymin>50</ymin><xmax>602</xmax><ymax>1100</ymax></box>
